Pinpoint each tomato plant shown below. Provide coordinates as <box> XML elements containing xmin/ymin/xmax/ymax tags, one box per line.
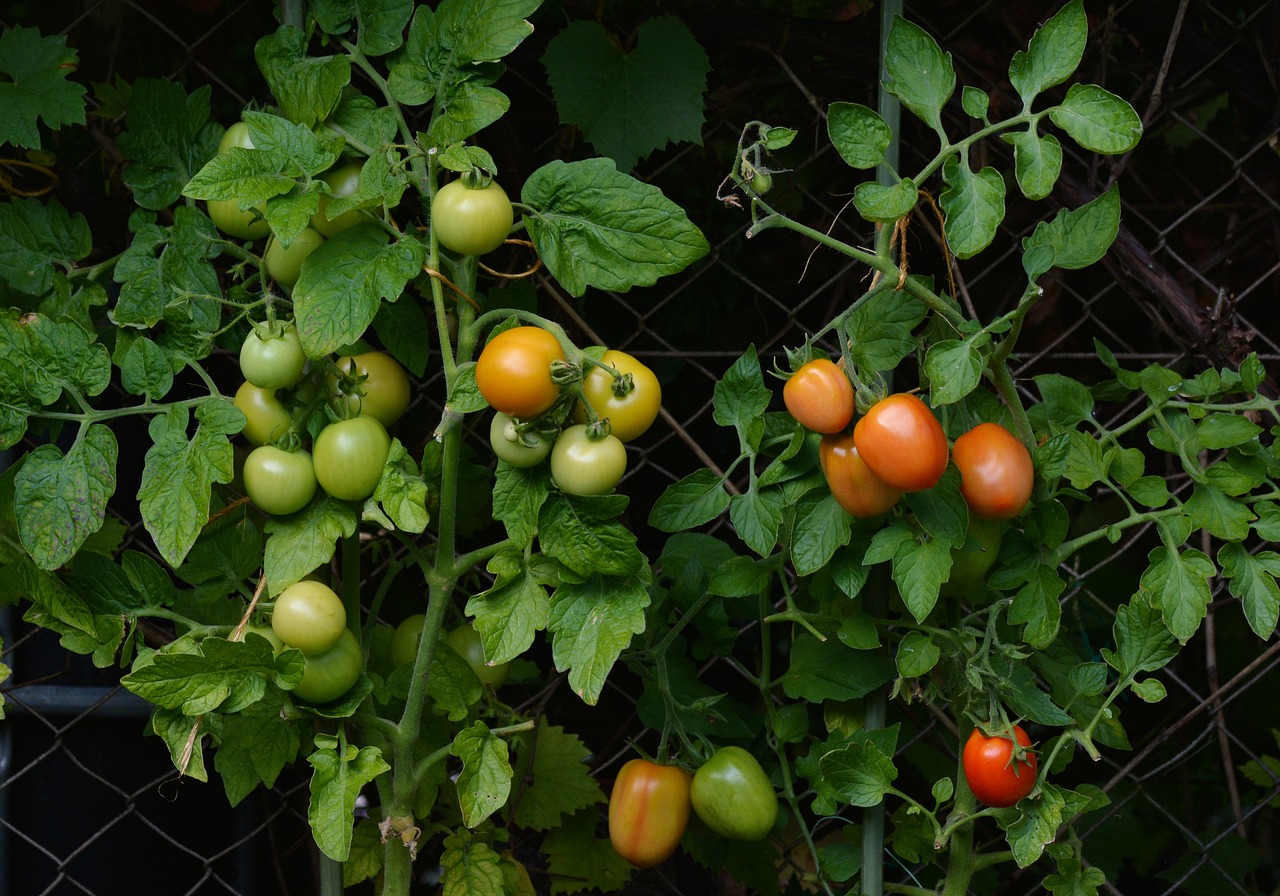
<box><xmin>431</xmin><ymin>177</ymin><xmax>514</xmax><ymax>256</ymax></box>
<box><xmin>853</xmin><ymin>392</ymin><xmax>949</xmax><ymax>492</ymax></box>
<box><xmin>819</xmin><ymin>430</ymin><xmax>903</xmax><ymax>517</ymax></box>
<box><xmin>233</xmin><ymin>382</ymin><xmax>292</xmax><ymax>446</ymax></box>
<box><xmin>488</xmin><ymin>412</ymin><xmax>553</xmax><ymax>467</ymax></box>
<box><xmin>951</xmin><ymin>422</ymin><xmax>1035</xmax><ymax>519</ymax></box>
<box><xmin>963</xmin><ymin>725</ymin><xmax>1038</xmax><ymax>808</ymax></box>
<box><xmin>608</xmin><ymin>759</ymin><xmax>692</xmax><ymax>869</ymax></box>
<box><xmin>312</xmin><ymin>416</ymin><xmax>391</xmax><ymax>502</ymax></box>
<box><xmin>575</xmin><ymin>350</ymin><xmax>662</xmax><ymax>442</ymax></box>
<box><xmin>240</xmin><ymin>321</ymin><xmax>306</xmax><ymax>390</ymax></box>
<box><xmin>783</xmin><ymin>358</ymin><xmax>854</xmax><ymax>433</ymax></box>
<box><xmin>550</xmin><ymin>424</ymin><xmax>626</xmax><ymax>495</ymax></box>
<box><xmin>474</xmin><ymin>326</ymin><xmax>565</xmax><ymax>419</ymax></box>
<box><xmin>264</xmin><ymin>226</ymin><xmax>325</xmax><ymax>288</ymax></box>
<box><xmin>271</xmin><ymin>580</ymin><xmax>347</xmax><ymax>655</ymax></box>
<box><xmin>292</xmin><ymin>628</ymin><xmax>363</xmax><ymax>703</ymax></box>
<box><xmin>689</xmin><ymin>746</ymin><xmax>779</xmax><ymax>842</ymax></box>
<box><xmin>333</xmin><ymin>351</ymin><xmax>412</xmax><ymax>426</ymax></box>
<box><xmin>243</xmin><ymin>445</ymin><xmax>317</xmax><ymax>516</ymax></box>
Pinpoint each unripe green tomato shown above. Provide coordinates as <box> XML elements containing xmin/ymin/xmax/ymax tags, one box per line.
<box><xmin>445</xmin><ymin>624</ymin><xmax>509</xmax><ymax>688</ymax></box>
<box><xmin>690</xmin><ymin>746</ymin><xmax>779</xmax><ymax>841</ymax></box>
<box><xmin>311</xmin><ymin>161</ymin><xmax>366</xmax><ymax>236</ymax></box>
<box><xmin>239</xmin><ymin>322</ymin><xmax>306</xmax><ymax>389</ymax></box>
<box><xmin>389</xmin><ymin>614</ymin><xmax>425</xmax><ymax>668</ymax></box>
<box><xmin>271</xmin><ymin>580</ymin><xmax>346</xmax><ymax>655</ymax></box>
<box><xmin>940</xmin><ymin>516</ymin><xmax>1003</xmax><ymax>598</ymax></box>
<box><xmin>264</xmin><ymin>226</ymin><xmax>325</xmax><ymax>288</ymax></box>
<box><xmin>431</xmin><ymin>179</ymin><xmax>513</xmax><ymax>256</ymax></box>
<box><xmin>207</xmin><ymin>197</ymin><xmax>270</xmax><ymax>240</ymax></box>
<box><xmin>233</xmin><ymin>381</ymin><xmax>292</xmax><ymax>446</ymax></box>
<box><xmin>293</xmin><ymin>628</ymin><xmax>363</xmax><ymax>703</ymax></box>
<box><xmin>489</xmin><ymin>412</ymin><xmax>553</xmax><ymax>467</ymax></box>
<box><xmin>218</xmin><ymin>121</ymin><xmax>254</xmax><ymax>154</ymax></box>
<box><xmin>750</xmin><ymin>170</ymin><xmax>772</xmax><ymax>194</ymax></box>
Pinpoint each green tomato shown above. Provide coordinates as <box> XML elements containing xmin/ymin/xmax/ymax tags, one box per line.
<box><xmin>264</xmin><ymin>226</ymin><xmax>325</xmax><ymax>288</ymax></box>
<box><xmin>940</xmin><ymin>516</ymin><xmax>1003</xmax><ymax>597</ymax></box>
<box><xmin>333</xmin><ymin>351</ymin><xmax>412</xmax><ymax>426</ymax></box>
<box><xmin>550</xmin><ymin>424</ymin><xmax>626</xmax><ymax>496</ymax></box>
<box><xmin>312</xmin><ymin>415</ymin><xmax>391</xmax><ymax>501</ymax></box>
<box><xmin>243</xmin><ymin>445</ymin><xmax>317</xmax><ymax>516</ymax></box>
<box><xmin>271</xmin><ymin>580</ymin><xmax>346</xmax><ymax>655</ymax></box>
<box><xmin>240</xmin><ymin>321</ymin><xmax>306</xmax><ymax>389</ymax></box>
<box><xmin>689</xmin><ymin>746</ymin><xmax>779</xmax><ymax>842</ymax></box>
<box><xmin>445</xmin><ymin>624</ymin><xmax>509</xmax><ymax>688</ymax></box>
<box><xmin>389</xmin><ymin>614</ymin><xmax>425</xmax><ymax>669</ymax></box>
<box><xmin>207</xmin><ymin>197</ymin><xmax>270</xmax><ymax>240</ymax></box>
<box><xmin>431</xmin><ymin>178</ymin><xmax>514</xmax><ymax>256</ymax></box>
<box><xmin>233</xmin><ymin>381</ymin><xmax>292</xmax><ymax>446</ymax></box>
<box><xmin>218</xmin><ymin>121</ymin><xmax>254</xmax><ymax>154</ymax></box>
<box><xmin>311</xmin><ymin>161</ymin><xmax>366</xmax><ymax>237</ymax></box>
<box><xmin>292</xmin><ymin>628</ymin><xmax>363</xmax><ymax>703</ymax></box>
<box><xmin>489</xmin><ymin>412</ymin><xmax>553</xmax><ymax>468</ymax></box>
<box><xmin>242</xmin><ymin>623</ymin><xmax>284</xmax><ymax>655</ymax></box>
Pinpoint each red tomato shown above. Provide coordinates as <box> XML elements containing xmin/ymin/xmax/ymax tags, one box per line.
<box><xmin>853</xmin><ymin>393</ymin><xmax>948</xmax><ymax>492</ymax></box>
<box><xmin>819</xmin><ymin>431</ymin><xmax>902</xmax><ymax>517</ymax></box>
<box><xmin>963</xmin><ymin>725</ymin><xmax>1038</xmax><ymax>808</ymax></box>
<box><xmin>951</xmin><ymin>422</ymin><xmax>1035</xmax><ymax>519</ymax></box>
<box><xmin>474</xmin><ymin>326</ymin><xmax>565</xmax><ymax>419</ymax></box>
<box><xmin>608</xmin><ymin>759</ymin><xmax>692</xmax><ymax>869</ymax></box>
<box><xmin>783</xmin><ymin>359</ymin><xmax>854</xmax><ymax>433</ymax></box>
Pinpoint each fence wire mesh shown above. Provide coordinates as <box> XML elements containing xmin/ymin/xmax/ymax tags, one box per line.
<box><xmin>1</xmin><ymin>0</ymin><xmax>1278</xmax><ymax>893</ymax></box>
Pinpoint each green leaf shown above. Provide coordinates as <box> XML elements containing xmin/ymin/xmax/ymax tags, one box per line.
<box><xmin>1034</xmin><ymin>373</ymin><xmax>1095</xmax><ymax>426</ymax></box>
<box><xmin>113</xmin><ymin>207</ymin><xmax>223</xmax><ymax>329</ymax></box>
<box><xmin>440</xmin><ymin>830</ymin><xmax>508</xmax><ymax>896</ymax></box>
<box><xmin>1004</xmin><ymin>129</ymin><xmax>1063</xmax><ymax>200</ymax></box>
<box><xmin>1184</xmin><ymin>482</ymin><xmax>1254</xmax><ymax>541</ymax></box>
<box><xmin>896</xmin><ymin>631</ymin><xmax>940</xmax><ymax>677</ymax></box>
<box><xmin>883</xmin><ymin>16</ymin><xmax>955</xmax><ymax>133</ymax></box>
<box><xmin>540</xmin><ymin>808</ymin><xmax>633</xmax><ymax>895</ymax></box>
<box><xmin>292</xmin><ymin>226</ymin><xmax>426</xmax><ymax>357</ymax></box>
<box><xmin>1141</xmin><ymin>546</ymin><xmax>1216</xmax><ymax>643</ymax></box>
<box><xmin>0</xmin><ymin>25</ymin><xmax>87</xmax><ymax>149</ymax></box>
<box><xmin>730</xmin><ymin>486</ymin><xmax>785</xmax><ymax>558</ymax></box>
<box><xmin>961</xmin><ymin>86</ymin><xmax>990</xmax><ymax>121</ymax></box>
<box><xmin>827</xmin><ymin>102</ymin><xmax>891</xmax><ymax>169</ymax></box>
<box><xmin>435</xmin><ymin>0</ymin><xmax>541</xmax><ymax>63</ymax></box>
<box><xmin>1023</xmin><ymin>186</ymin><xmax>1121</xmax><ymax>281</ymax></box>
<box><xmin>122</xmin><ymin>637</ymin><xmax>278</xmax><ymax>716</ymax></box>
<box><xmin>15</xmin><ymin>425</ymin><xmax>117</xmax><ymax>570</ymax></box>
<box><xmin>540</xmin><ymin>493</ymin><xmax>644</xmax><ymax>578</ymax></box>
<box><xmin>467</xmin><ymin>549</ymin><xmax>557</xmax><ymax>664</ymax></box>
<box><xmin>1</xmin><ymin>554</ymin><xmax>96</xmax><ymax>636</ymax></box>
<box><xmin>119</xmin><ymin>336</ymin><xmax>175</xmax><ymax>400</ymax></box>
<box><xmin>648</xmin><ymin>468</ymin><xmax>730</xmax><ymax>532</ymax></box>
<box><xmin>853</xmin><ymin>177</ymin><xmax>919</xmax><ymax>223</ymax></box>
<box><xmin>521</xmin><ymin>158</ymin><xmax>709</xmax><ymax>296</ymax></box>
<box><xmin>844</xmin><ymin>281</ymin><xmax>928</xmax><ymax>375</ymax></box>
<box><xmin>138</xmin><ymin>401</ymin><xmax>238</xmax><ymax>569</ymax></box>
<box><xmin>924</xmin><ymin>334</ymin><xmax>989</xmax><ymax>405</ymax></box>
<box><xmin>370</xmin><ymin>439</ymin><xmax>430</xmax><ymax>533</ymax></box>
<box><xmin>509</xmin><ymin>718</ymin><xmax>605</xmax><ymax>831</ymax></box>
<box><xmin>215</xmin><ymin>695</ymin><xmax>304</xmax><ymax>807</ymax></box>
<box><xmin>1009</xmin><ymin>564</ymin><xmax>1066</xmax><ymax>648</ymax></box>
<box><xmin>548</xmin><ymin>569</ymin><xmax>651</xmax><ymax>705</ymax></box>
<box><xmin>452</xmin><ymin>721</ymin><xmax>514</xmax><ymax>828</ymax></box>
<box><xmin>1063</xmin><ymin>430</ymin><xmax>1106</xmax><ymax>489</ymax></box>
<box><xmin>150</xmin><ymin>709</ymin><xmax>208</xmax><ymax>782</ymax></box>
<box><xmin>116</xmin><ymin>79</ymin><xmax>220</xmax><ymax>210</ymax></box>
<box><xmin>791</xmin><ymin>492</ymin><xmax>852</xmax><ymax>576</ymax></box>
<box><xmin>255</xmin><ymin>27</ymin><xmax>350</xmax><ymax>127</ymax></box>
<box><xmin>1005</xmin><ymin>783</ymin><xmax>1067</xmax><ymax>868</ymax></box>
<box><xmin>940</xmin><ymin>157</ymin><xmax>1005</xmax><ymax>259</ymax></box>
<box><xmin>263</xmin><ymin>495</ymin><xmax>359</xmax><ymax>595</ymax></box>
<box><xmin>541</xmin><ymin>17</ymin><xmax>709</xmax><ymax>172</ymax></box>
<box><xmin>1130</xmin><ymin>678</ymin><xmax>1166</xmax><ymax>703</ymax></box>
<box><xmin>781</xmin><ymin>633</ymin><xmax>895</xmax><ymax>702</ymax></box>
<box><xmin>819</xmin><ymin>738</ymin><xmax>898</xmax><ymax>808</ymax></box>
<box><xmin>1049</xmin><ymin>83</ymin><xmax>1143</xmax><ymax>154</ymax></box>
<box><xmin>0</xmin><ymin>197</ymin><xmax>92</xmax><ymax>296</ymax></box>
<box><xmin>313</xmin><ymin>0</ymin><xmax>413</xmax><ymax>56</ymax></box>
<box><xmin>1194</xmin><ymin>412</ymin><xmax>1262</xmax><ymax>450</ymax></box>
<box><xmin>307</xmin><ymin>735</ymin><xmax>390</xmax><ymax>861</ymax></box>
<box><xmin>864</xmin><ymin>522</ymin><xmax>949</xmax><ymax>623</ymax></box>
<box><xmin>712</xmin><ymin>346</ymin><xmax>771</xmax><ymax>436</ymax></box>
<box><xmin>1008</xmin><ymin>0</ymin><xmax>1087</xmax><ymax>106</ymax></box>
<box><xmin>491</xmin><ymin>462</ymin><xmax>550</xmax><ymax>547</ymax></box>
<box><xmin>1218</xmin><ymin>543</ymin><xmax>1280</xmax><ymax>639</ymax></box>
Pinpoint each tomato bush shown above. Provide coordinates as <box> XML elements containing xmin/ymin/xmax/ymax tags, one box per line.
<box><xmin>963</xmin><ymin>725</ymin><xmax>1038</xmax><ymax>808</ymax></box>
<box><xmin>550</xmin><ymin>424</ymin><xmax>627</xmax><ymax>495</ymax></box>
<box><xmin>431</xmin><ymin>178</ymin><xmax>514</xmax><ymax>256</ymax></box>
<box><xmin>951</xmin><ymin>422</ymin><xmax>1035</xmax><ymax>519</ymax></box>
<box><xmin>689</xmin><ymin>746</ymin><xmax>779</xmax><ymax>842</ymax></box>
<box><xmin>474</xmin><ymin>326</ymin><xmax>565</xmax><ymax>419</ymax></box>
<box><xmin>575</xmin><ymin>350</ymin><xmax>662</xmax><ymax>442</ymax></box>
<box><xmin>312</xmin><ymin>416</ymin><xmax>391</xmax><ymax>502</ymax></box>
<box><xmin>608</xmin><ymin>759</ymin><xmax>692</xmax><ymax>869</ymax></box>
<box><xmin>783</xmin><ymin>358</ymin><xmax>854</xmax><ymax>433</ymax></box>
<box><xmin>271</xmin><ymin>580</ymin><xmax>347</xmax><ymax>655</ymax></box>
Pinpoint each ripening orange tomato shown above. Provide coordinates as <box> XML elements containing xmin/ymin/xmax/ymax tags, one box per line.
<box><xmin>853</xmin><ymin>393</ymin><xmax>948</xmax><ymax>492</ymax></box>
<box><xmin>952</xmin><ymin>422</ymin><xmax>1035</xmax><ymax>519</ymax></box>
<box><xmin>819</xmin><ymin>431</ymin><xmax>902</xmax><ymax>517</ymax></box>
<box><xmin>783</xmin><ymin>359</ymin><xmax>855</xmax><ymax>433</ymax></box>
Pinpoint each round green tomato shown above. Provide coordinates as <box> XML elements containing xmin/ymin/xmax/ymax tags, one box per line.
<box><xmin>333</xmin><ymin>351</ymin><xmax>411</xmax><ymax>426</ymax></box>
<box><xmin>690</xmin><ymin>746</ymin><xmax>779</xmax><ymax>842</ymax></box>
<box><xmin>264</xmin><ymin>226</ymin><xmax>325</xmax><ymax>288</ymax></box>
<box><xmin>243</xmin><ymin>445</ymin><xmax>317</xmax><ymax>516</ymax></box>
<box><xmin>207</xmin><ymin>197</ymin><xmax>270</xmax><ymax>240</ymax></box>
<box><xmin>218</xmin><ymin>121</ymin><xmax>254</xmax><ymax>154</ymax></box>
<box><xmin>242</xmin><ymin>623</ymin><xmax>284</xmax><ymax>655</ymax></box>
<box><xmin>233</xmin><ymin>381</ymin><xmax>292</xmax><ymax>446</ymax></box>
<box><xmin>312</xmin><ymin>415</ymin><xmax>391</xmax><ymax>501</ymax></box>
<box><xmin>311</xmin><ymin>161</ymin><xmax>366</xmax><ymax>236</ymax></box>
<box><xmin>240</xmin><ymin>321</ymin><xmax>306</xmax><ymax>389</ymax></box>
<box><xmin>550</xmin><ymin>425</ymin><xmax>626</xmax><ymax>496</ymax></box>
<box><xmin>749</xmin><ymin>170</ymin><xmax>772</xmax><ymax>194</ymax></box>
<box><xmin>390</xmin><ymin>614</ymin><xmax>425</xmax><ymax>668</ymax></box>
<box><xmin>445</xmin><ymin>624</ymin><xmax>509</xmax><ymax>688</ymax></box>
<box><xmin>575</xmin><ymin>350</ymin><xmax>662</xmax><ymax>443</ymax></box>
<box><xmin>431</xmin><ymin>178</ymin><xmax>514</xmax><ymax>256</ymax></box>
<box><xmin>489</xmin><ymin>412</ymin><xmax>553</xmax><ymax>468</ymax></box>
<box><xmin>271</xmin><ymin>580</ymin><xmax>346</xmax><ymax>655</ymax></box>
<box><xmin>293</xmin><ymin>628</ymin><xmax>362</xmax><ymax>703</ymax></box>
<box><xmin>941</xmin><ymin>516</ymin><xmax>1003</xmax><ymax>597</ymax></box>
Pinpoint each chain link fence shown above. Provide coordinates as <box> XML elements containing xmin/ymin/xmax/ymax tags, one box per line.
<box><xmin>1</xmin><ymin>0</ymin><xmax>1278</xmax><ymax>893</ymax></box>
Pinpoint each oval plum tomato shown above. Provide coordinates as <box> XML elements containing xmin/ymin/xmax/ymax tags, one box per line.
<box><xmin>264</xmin><ymin>226</ymin><xmax>325</xmax><ymax>288</ymax></box>
<box><xmin>963</xmin><ymin>725</ymin><xmax>1038</xmax><ymax>808</ymax></box>
<box><xmin>240</xmin><ymin>321</ymin><xmax>306</xmax><ymax>389</ymax></box>
<box><xmin>489</xmin><ymin>412</ymin><xmax>553</xmax><ymax>468</ymax></box>
<box><xmin>292</xmin><ymin>628</ymin><xmax>362</xmax><ymax>703</ymax></box>
<box><xmin>608</xmin><ymin>759</ymin><xmax>692</xmax><ymax>869</ymax></box>
<box><xmin>550</xmin><ymin>425</ymin><xmax>626</xmax><ymax>496</ymax></box>
<box><xmin>853</xmin><ymin>393</ymin><xmax>948</xmax><ymax>492</ymax></box>
<box><xmin>207</xmin><ymin>197</ymin><xmax>269</xmax><ymax>240</ymax></box>
<box><xmin>819</xmin><ymin>431</ymin><xmax>902</xmax><ymax>518</ymax></box>
<box><xmin>445</xmin><ymin>624</ymin><xmax>510</xmax><ymax>688</ymax></box>
<box><xmin>431</xmin><ymin>178</ymin><xmax>514</xmax><ymax>256</ymax></box>
<box><xmin>784</xmin><ymin>359</ymin><xmax>854</xmax><ymax>434</ymax></box>
<box><xmin>940</xmin><ymin>515</ymin><xmax>1002</xmax><ymax>598</ymax></box>
<box><xmin>233</xmin><ymin>382</ymin><xmax>292</xmax><ymax>446</ymax></box>
<box><xmin>952</xmin><ymin>422</ymin><xmax>1035</xmax><ymax>519</ymax></box>
<box><xmin>311</xmin><ymin>161</ymin><xmax>365</xmax><ymax>236</ymax></box>
<box><xmin>271</xmin><ymin>580</ymin><xmax>346</xmax><ymax>655</ymax></box>
<box><xmin>334</xmin><ymin>351</ymin><xmax>411</xmax><ymax>426</ymax></box>
<box><xmin>389</xmin><ymin>614</ymin><xmax>425</xmax><ymax>669</ymax></box>
<box><xmin>474</xmin><ymin>326</ymin><xmax>565</xmax><ymax>419</ymax></box>
<box><xmin>312</xmin><ymin>416</ymin><xmax>391</xmax><ymax>501</ymax></box>
<box><xmin>243</xmin><ymin>446</ymin><xmax>317</xmax><ymax>515</ymax></box>
<box><xmin>689</xmin><ymin>746</ymin><xmax>779</xmax><ymax>842</ymax></box>
<box><xmin>576</xmin><ymin>350</ymin><xmax>662</xmax><ymax>442</ymax></box>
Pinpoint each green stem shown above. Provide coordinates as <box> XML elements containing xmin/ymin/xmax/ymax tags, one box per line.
<box><xmin>940</xmin><ymin>748</ymin><xmax>979</xmax><ymax>896</ymax></box>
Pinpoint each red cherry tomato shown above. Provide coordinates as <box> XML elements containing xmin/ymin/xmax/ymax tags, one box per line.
<box><xmin>783</xmin><ymin>359</ymin><xmax>855</xmax><ymax>433</ymax></box>
<box><xmin>853</xmin><ymin>393</ymin><xmax>948</xmax><ymax>492</ymax></box>
<box><xmin>819</xmin><ymin>431</ymin><xmax>902</xmax><ymax>517</ymax></box>
<box><xmin>608</xmin><ymin>759</ymin><xmax>692</xmax><ymax>869</ymax></box>
<box><xmin>951</xmin><ymin>422</ymin><xmax>1035</xmax><ymax>519</ymax></box>
<box><xmin>963</xmin><ymin>725</ymin><xmax>1038</xmax><ymax>808</ymax></box>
